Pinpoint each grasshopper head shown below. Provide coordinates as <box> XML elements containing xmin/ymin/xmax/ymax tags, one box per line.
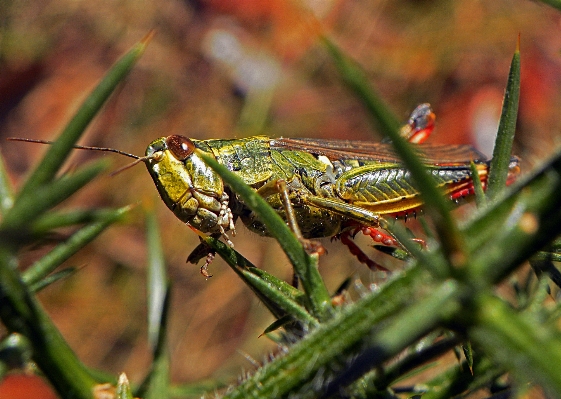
<box><xmin>145</xmin><ymin>135</ymin><xmax>229</xmax><ymax>234</ymax></box>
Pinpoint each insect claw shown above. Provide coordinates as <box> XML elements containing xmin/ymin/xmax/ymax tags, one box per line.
<box><xmin>200</xmin><ymin>252</ymin><xmax>215</xmax><ymax>278</ymax></box>
<box><xmin>349</xmin><ymin>227</ymin><xmax>362</xmax><ymax>239</ymax></box>
<box><xmin>331</xmin><ymin>293</ymin><xmax>347</xmax><ymax>307</ymax></box>
<box><xmin>300</xmin><ymin>238</ymin><xmax>326</xmax><ymax>256</ymax></box>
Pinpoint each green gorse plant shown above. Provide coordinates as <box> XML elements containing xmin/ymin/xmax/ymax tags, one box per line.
<box><xmin>0</xmin><ymin>32</ymin><xmax>153</xmax><ymax>399</ymax></box>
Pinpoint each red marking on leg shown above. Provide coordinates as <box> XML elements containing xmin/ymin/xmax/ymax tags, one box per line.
<box><xmin>408</xmin><ymin>126</ymin><xmax>432</xmax><ymax>144</ymax></box>
<box><xmin>449</xmin><ymin>177</ymin><xmax>488</xmax><ymax>201</ymax></box>
<box><xmin>340</xmin><ymin>231</ymin><xmax>390</xmax><ymax>272</ymax></box>
<box><xmin>450</xmin><ymin>187</ymin><xmax>472</xmax><ymax>200</ymax></box>
<box><xmin>361</xmin><ymin>227</ymin><xmax>397</xmax><ymax>246</ymax></box>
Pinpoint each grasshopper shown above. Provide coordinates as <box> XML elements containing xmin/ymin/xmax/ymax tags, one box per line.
<box><xmin>10</xmin><ymin>104</ymin><xmax>520</xmax><ymax>276</ymax></box>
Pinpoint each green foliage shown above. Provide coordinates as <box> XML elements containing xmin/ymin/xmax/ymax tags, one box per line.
<box><xmin>538</xmin><ymin>0</ymin><xmax>561</xmax><ymax>11</ymax></box>
<box><xmin>487</xmin><ymin>38</ymin><xmax>520</xmax><ymax>201</ymax></box>
<box><xmin>116</xmin><ymin>374</ymin><xmax>134</xmax><ymax>399</ymax></box>
<box><xmin>136</xmin><ymin>211</ymin><xmax>171</xmax><ymax>399</ymax></box>
<box><xmin>0</xmin><ymin>33</ymin><xmax>152</xmax><ymax>399</ymax></box>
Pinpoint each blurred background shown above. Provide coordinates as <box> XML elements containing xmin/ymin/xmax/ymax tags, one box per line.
<box><xmin>1</xmin><ymin>0</ymin><xmax>561</xmax><ymax>396</ymax></box>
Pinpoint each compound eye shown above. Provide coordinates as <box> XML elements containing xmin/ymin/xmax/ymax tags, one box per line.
<box><xmin>166</xmin><ymin>135</ymin><xmax>195</xmax><ymax>161</ymax></box>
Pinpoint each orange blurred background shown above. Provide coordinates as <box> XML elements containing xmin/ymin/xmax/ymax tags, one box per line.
<box><xmin>1</xmin><ymin>0</ymin><xmax>561</xmax><ymax>396</ymax></box>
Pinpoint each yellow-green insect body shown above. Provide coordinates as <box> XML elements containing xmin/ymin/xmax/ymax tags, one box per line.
<box><xmin>142</xmin><ymin>131</ymin><xmax>513</xmax><ymax>247</ymax></box>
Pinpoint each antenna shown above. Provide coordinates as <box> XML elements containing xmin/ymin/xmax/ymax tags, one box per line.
<box><xmin>7</xmin><ymin>137</ymin><xmax>142</xmax><ymax>159</ymax></box>
<box><xmin>6</xmin><ymin>137</ymin><xmax>161</xmax><ymax>176</ymax></box>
